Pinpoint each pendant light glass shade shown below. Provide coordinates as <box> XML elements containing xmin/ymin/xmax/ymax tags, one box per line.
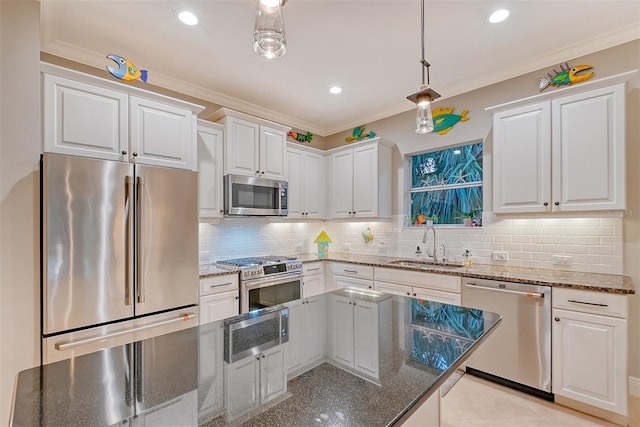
<box><xmin>416</xmin><ymin>92</ymin><xmax>434</xmax><ymax>133</ymax></box>
<box><xmin>253</xmin><ymin>0</ymin><xmax>287</xmax><ymax>59</ymax></box>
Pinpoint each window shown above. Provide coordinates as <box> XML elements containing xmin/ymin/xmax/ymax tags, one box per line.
<box><xmin>409</xmin><ymin>141</ymin><xmax>483</xmax><ymax>226</ymax></box>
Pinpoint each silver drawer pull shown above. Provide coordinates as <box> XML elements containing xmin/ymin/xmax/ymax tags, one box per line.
<box><xmin>343</xmin><ymin>269</ymin><xmax>358</xmax><ymax>274</ymax></box>
<box><xmin>306</xmin><ymin>268</ymin><xmax>320</xmax><ymax>272</ymax></box>
<box><xmin>465</xmin><ymin>283</ymin><xmax>544</xmax><ymax>299</ymax></box>
<box><xmin>210</xmin><ymin>282</ymin><xmax>233</xmax><ymax>288</ymax></box>
<box><xmin>567</xmin><ymin>299</ymin><xmax>608</xmax><ymax>308</ymax></box>
<box><xmin>54</xmin><ymin>313</ymin><xmax>196</xmax><ymax>351</ymax></box>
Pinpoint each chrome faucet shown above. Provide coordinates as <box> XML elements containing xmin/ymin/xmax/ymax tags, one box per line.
<box><xmin>421</xmin><ymin>225</ymin><xmax>438</xmax><ymax>264</ymax></box>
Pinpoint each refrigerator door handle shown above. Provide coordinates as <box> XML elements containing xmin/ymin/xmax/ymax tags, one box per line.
<box><xmin>53</xmin><ymin>313</ymin><xmax>196</xmax><ymax>351</ymax></box>
<box><xmin>136</xmin><ymin>176</ymin><xmax>145</xmax><ymax>304</ymax></box>
<box><xmin>125</xmin><ymin>176</ymin><xmax>134</xmax><ymax>306</ymax></box>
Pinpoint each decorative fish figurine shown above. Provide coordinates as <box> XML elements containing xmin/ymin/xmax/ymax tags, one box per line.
<box><xmin>287</xmin><ymin>131</ymin><xmax>313</xmax><ymax>143</ymax></box>
<box><xmin>539</xmin><ymin>63</ymin><xmax>593</xmax><ymax>91</ymax></box>
<box><xmin>106</xmin><ymin>54</ymin><xmax>148</xmax><ymax>83</ymax></box>
<box><xmin>432</xmin><ymin>108</ymin><xmax>469</xmax><ymax>135</ymax></box>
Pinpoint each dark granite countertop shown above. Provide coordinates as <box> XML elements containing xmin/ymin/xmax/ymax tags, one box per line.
<box><xmin>11</xmin><ymin>290</ymin><xmax>501</xmax><ymax>426</ymax></box>
<box><xmin>299</xmin><ymin>253</ymin><xmax>635</xmax><ymax>294</ymax></box>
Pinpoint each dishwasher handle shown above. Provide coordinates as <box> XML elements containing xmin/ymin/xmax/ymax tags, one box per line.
<box><xmin>465</xmin><ymin>282</ymin><xmax>545</xmax><ymax>299</ymax></box>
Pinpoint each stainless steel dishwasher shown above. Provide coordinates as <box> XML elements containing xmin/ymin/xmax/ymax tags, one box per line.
<box><xmin>461</xmin><ymin>277</ymin><xmax>553</xmax><ymax>400</ymax></box>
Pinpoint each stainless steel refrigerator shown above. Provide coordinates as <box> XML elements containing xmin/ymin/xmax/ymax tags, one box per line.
<box><xmin>41</xmin><ymin>153</ymin><xmax>199</xmax><ymax>364</ymax></box>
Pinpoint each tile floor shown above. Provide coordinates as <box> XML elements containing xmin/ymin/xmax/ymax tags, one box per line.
<box><xmin>441</xmin><ymin>374</ymin><xmax>640</xmax><ymax>427</ymax></box>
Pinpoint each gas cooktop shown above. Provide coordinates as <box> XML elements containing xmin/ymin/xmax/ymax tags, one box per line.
<box><xmin>216</xmin><ymin>255</ymin><xmax>303</xmax><ymax>280</ymax></box>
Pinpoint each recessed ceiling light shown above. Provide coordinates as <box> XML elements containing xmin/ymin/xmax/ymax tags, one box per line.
<box><xmin>489</xmin><ymin>9</ymin><xmax>509</xmax><ymax>24</ymax></box>
<box><xmin>178</xmin><ymin>11</ymin><xmax>198</xmax><ymax>26</ymax></box>
<box><xmin>329</xmin><ymin>86</ymin><xmax>342</xmax><ymax>94</ymax></box>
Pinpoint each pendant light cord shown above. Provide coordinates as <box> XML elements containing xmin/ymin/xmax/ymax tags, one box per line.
<box><xmin>420</xmin><ymin>0</ymin><xmax>430</xmax><ymax>86</ymax></box>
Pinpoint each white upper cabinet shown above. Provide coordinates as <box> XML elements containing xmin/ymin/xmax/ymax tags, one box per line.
<box><xmin>42</xmin><ymin>64</ymin><xmax>203</xmax><ymax>170</ymax></box>
<box><xmin>493</xmin><ymin>83</ymin><xmax>626</xmax><ymax>213</ymax></box>
<box><xmin>493</xmin><ymin>102</ymin><xmax>551</xmax><ymax>213</ymax></box>
<box><xmin>327</xmin><ymin>138</ymin><xmax>392</xmax><ymax>219</ymax></box>
<box><xmin>551</xmin><ymin>84</ymin><xmax>625</xmax><ymax>211</ymax></box>
<box><xmin>286</xmin><ymin>145</ymin><xmax>326</xmax><ymax>219</ymax></box>
<box><xmin>211</xmin><ymin>108</ymin><xmax>290</xmax><ymax>180</ymax></box>
<box><xmin>197</xmin><ymin>120</ymin><xmax>225</xmax><ymax>220</ymax></box>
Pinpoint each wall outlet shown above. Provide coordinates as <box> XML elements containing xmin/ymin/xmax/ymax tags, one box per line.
<box><xmin>378</xmin><ymin>242</ymin><xmax>387</xmax><ymax>253</ymax></box>
<box><xmin>553</xmin><ymin>255</ymin><xmax>573</xmax><ymax>266</ymax></box>
<box><xmin>343</xmin><ymin>243</ymin><xmax>352</xmax><ymax>252</ymax></box>
<box><xmin>493</xmin><ymin>251</ymin><xmax>509</xmax><ymax>262</ymax></box>
<box><xmin>294</xmin><ymin>243</ymin><xmax>302</xmax><ymax>253</ymax></box>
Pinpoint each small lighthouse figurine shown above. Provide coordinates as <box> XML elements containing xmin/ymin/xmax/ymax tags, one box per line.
<box><xmin>314</xmin><ymin>231</ymin><xmax>332</xmax><ymax>259</ymax></box>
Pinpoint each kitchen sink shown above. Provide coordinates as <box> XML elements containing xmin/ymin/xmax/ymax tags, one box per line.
<box><xmin>388</xmin><ymin>260</ymin><xmax>464</xmax><ymax>270</ymax></box>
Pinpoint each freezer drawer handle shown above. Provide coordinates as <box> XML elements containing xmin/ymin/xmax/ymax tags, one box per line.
<box><xmin>465</xmin><ymin>283</ymin><xmax>545</xmax><ymax>299</ymax></box>
<box><xmin>567</xmin><ymin>299</ymin><xmax>608</xmax><ymax>308</ymax></box>
<box><xmin>54</xmin><ymin>313</ymin><xmax>196</xmax><ymax>351</ymax></box>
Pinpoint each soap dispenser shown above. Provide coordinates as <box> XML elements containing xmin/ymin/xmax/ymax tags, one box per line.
<box><xmin>462</xmin><ymin>248</ymin><xmax>473</xmax><ymax>268</ymax></box>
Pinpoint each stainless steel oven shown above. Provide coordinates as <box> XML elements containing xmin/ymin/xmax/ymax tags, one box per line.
<box><xmin>216</xmin><ymin>256</ymin><xmax>303</xmax><ymax>313</ymax></box>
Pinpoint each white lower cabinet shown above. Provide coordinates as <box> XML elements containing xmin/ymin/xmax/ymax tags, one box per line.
<box><xmin>374</xmin><ymin>268</ymin><xmax>461</xmax><ymax>305</ymax></box>
<box><xmin>303</xmin><ymin>262</ymin><xmax>325</xmax><ymax>297</ymax></box>
<box><xmin>198</xmin><ymin>275</ymin><xmax>240</xmax><ymax>325</ymax></box>
<box><xmin>285</xmin><ymin>296</ymin><xmax>325</xmax><ymax>376</ymax></box>
<box><xmin>198</xmin><ymin>323</ymin><xmax>224</xmax><ymax>425</ymax></box>
<box><xmin>328</xmin><ymin>292</ymin><xmax>392</xmax><ymax>380</ymax></box>
<box><xmin>552</xmin><ymin>288</ymin><xmax>628</xmax><ymax>417</ymax></box>
<box><xmin>331</xmin><ymin>262</ymin><xmax>374</xmax><ymax>290</ymax></box>
<box><xmin>224</xmin><ymin>345</ymin><xmax>286</xmax><ymax>420</ymax></box>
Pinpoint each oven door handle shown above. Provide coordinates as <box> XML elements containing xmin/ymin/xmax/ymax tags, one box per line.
<box><xmin>243</xmin><ymin>273</ymin><xmax>304</xmax><ymax>289</ymax></box>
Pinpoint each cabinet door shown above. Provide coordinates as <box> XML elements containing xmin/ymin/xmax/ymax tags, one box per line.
<box><xmin>259</xmin><ymin>126</ymin><xmax>286</xmax><ymax>179</ymax></box>
<box><xmin>197</xmin><ymin>122</ymin><xmax>224</xmax><ymax>219</ymax></box>
<box><xmin>198</xmin><ymin>323</ymin><xmax>224</xmax><ymax>421</ymax></box>
<box><xmin>331</xmin><ymin>295</ymin><xmax>355</xmax><ymax>366</ymax></box>
<box><xmin>353</xmin><ymin>144</ymin><xmax>379</xmax><ymax>217</ymax></box>
<box><xmin>43</xmin><ymin>73</ymin><xmax>128</xmax><ymax>161</ymax></box>
<box><xmin>304</xmin><ymin>295</ymin><xmax>326</xmax><ymax>367</ymax></box>
<box><xmin>260</xmin><ymin>346</ymin><xmax>287</xmax><ymax>404</ymax></box>
<box><xmin>303</xmin><ymin>274</ymin><xmax>325</xmax><ymax>298</ymax></box>
<box><xmin>552</xmin><ymin>84</ymin><xmax>625</xmax><ymax>211</ymax></box>
<box><xmin>493</xmin><ymin>102</ymin><xmax>551</xmax><ymax>213</ymax></box>
<box><xmin>303</xmin><ymin>152</ymin><xmax>326</xmax><ymax>218</ymax></box>
<box><xmin>552</xmin><ymin>308</ymin><xmax>627</xmax><ymax>415</ymax></box>
<box><xmin>330</xmin><ymin>150</ymin><xmax>354</xmax><ymax>218</ymax></box>
<box><xmin>285</xmin><ymin>299</ymin><xmax>305</xmax><ymax>375</ymax></box>
<box><xmin>199</xmin><ymin>290</ymin><xmax>240</xmax><ymax>325</ymax></box>
<box><xmin>285</xmin><ymin>148</ymin><xmax>304</xmax><ymax>217</ymax></box>
<box><xmin>225</xmin><ymin>117</ymin><xmax>260</xmax><ymax>176</ymax></box>
<box><xmin>129</xmin><ymin>96</ymin><xmax>194</xmax><ymax>170</ymax></box>
<box><xmin>353</xmin><ymin>299</ymin><xmax>379</xmax><ymax>378</ymax></box>
<box><xmin>225</xmin><ymin>356</ymin><xmax>259</xmax><ymax>420</ymax></box>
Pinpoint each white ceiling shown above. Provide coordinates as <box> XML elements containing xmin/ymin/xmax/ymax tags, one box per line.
<box><xmin>40</xmin><ymin>0</ymin><xmax>640</xmax><ymax>136</ymax></box>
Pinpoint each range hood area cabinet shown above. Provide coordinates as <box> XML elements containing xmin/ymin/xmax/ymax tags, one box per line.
<box><xmin>210</xmin><ymin>108</ymin><xmax>290</xmax><ymax>180</ymax></box>
<box><xmin>286</xmin><ymin>144</ymin><xmax>326</xmax><ymax>219</ymax></box>
<box><xmin>492</xmin><ymin>83</ymin><xmax>626</xmax><ymax>214</ymax></box>
<box><xmin>42</xmin><ymin>63</ymin><xmax>203</xmax><ymax>171</ymax></box>
<box><xmin>327</xmin><ymin>138</ymin><xmax>393</xmax><ymax>219</ymax></box>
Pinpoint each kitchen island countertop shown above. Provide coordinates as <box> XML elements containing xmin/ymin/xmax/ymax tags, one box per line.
<box><xmin>11</xmin><ymin>290</ymin><xmax>501</xmax><ymax>426</ymax></box>
<box><xmin>300</xmin><ymin>253</ymin><xmax>635</xmax><ymax>294</ymax></box>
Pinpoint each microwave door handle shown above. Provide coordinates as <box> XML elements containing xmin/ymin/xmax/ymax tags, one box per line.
<box><xmin>277</xmin><ymin>183</ymin><xmax>282</xmax><ymax>212</ymax></box>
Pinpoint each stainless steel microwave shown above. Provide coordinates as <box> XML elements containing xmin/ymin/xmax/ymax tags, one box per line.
<box><xmin>224</xmin><ymin>174</ymin><xmax>288</xmax><ymax>216</ymax></box>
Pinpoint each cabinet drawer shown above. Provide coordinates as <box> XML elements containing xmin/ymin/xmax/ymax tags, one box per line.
<box><xmin>200</xmin><ymin>275</ymin><xmax>239</xmax><ymax>297</ymax></box>
<box><xmin>552</xmin><ymin>288</ymin><xmax>628</xmax><ymax>318</ymax></box>
<box><xmin>303</xmin><ymin>262</ymin><xmax>324</xmax><ymax>276</ymax></box>
<box><xmin>331</xmin><ymin>262</ymin><xmax>374</xmax><ymax>280</ymax></box>
<box><xmin>374</xmin><ymin>267</ymin><xmax>460</xmax><ymax>293</ymax></box>
<box><xmin>413</xmin><ymin>288</ymin><xmax>461</xmax><ymax>306</ymax></box>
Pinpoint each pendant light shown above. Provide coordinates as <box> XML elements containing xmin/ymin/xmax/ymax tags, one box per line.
<box><xmin>406</xmin><ymin>0</ymin><xmax>440</xmax><ymax>133</ymax></box>
<box><xmin>253</xmin><ymin>0</ymin><xmax>287</xmax><ymax>59</ymax></box>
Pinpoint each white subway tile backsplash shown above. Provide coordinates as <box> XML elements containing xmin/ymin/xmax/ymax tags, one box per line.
<box><xmin>198</xmin><ymin>216</ymin><xmax>623</xmax><ymax>274</ymax></box>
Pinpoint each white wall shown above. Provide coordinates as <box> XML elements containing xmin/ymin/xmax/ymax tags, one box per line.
<box><xmin>0</xmin><ymin>1</ymin><xmax>41</xmax><ymax>423</ymax></box>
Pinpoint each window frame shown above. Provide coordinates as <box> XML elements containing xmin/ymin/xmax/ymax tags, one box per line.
<box><xmin>404</xmin><ymin>139</ymin><xmax>484</xmax><ymax>228</ymax></box>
